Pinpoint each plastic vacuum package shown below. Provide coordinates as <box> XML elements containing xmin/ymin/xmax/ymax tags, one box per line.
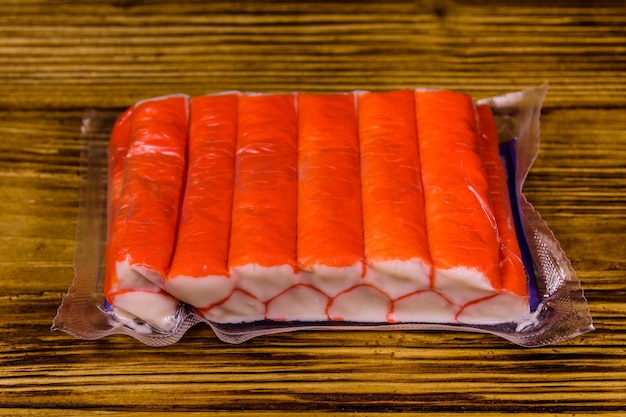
<box><xmin>53</xmin><ymin>85</ymin><xmax>594</xmax><ymax>347</ymax></box>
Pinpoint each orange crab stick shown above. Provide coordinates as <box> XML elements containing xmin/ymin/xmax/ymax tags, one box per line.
<box><xmin>104</xmin><ymin>104</ymin><xmax>180</xmax><ymax>332</ymax></box>
<box><xmin>414</xmin><ymin>90</ymin><xmax>500</xmax><ymax>305</ymax></box>
<box><xmin>112</xmin><ymin>95</ymin><xmax>189</xmax><ymax>287</ymax></box>
<box><xmin>358</xmin><ymin>89</ymin><xmax>432</xmax><ymax>298</ymax></box>
<box><xmin>165</xmin><ymin>94</ymin><xmax>238</xmax><ymax>308</ymax></box>
<box><xmin>297</xmin><ymin>93</ymin><xmax>364</xmax><ymax>297</ymax></box>
<box><xmin>228</xmin><ymin>94</ymin><xmax>299</xmax><ymax>302</ymax></box>
<box><xmin>456</xmin><ymin>105</ymin><xmax>530</xmax><ymax>323</ymax></box>
<box><xmin>477</xmin><ymin>105</ymin><xmax>527</xmax><ymax>296</ymax></box>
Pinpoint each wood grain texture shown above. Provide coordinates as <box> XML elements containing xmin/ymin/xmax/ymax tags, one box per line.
<box><xmin>0</xmin><ymin>0</ymin><xmax>624</xmax><ymax>415</ymax></box>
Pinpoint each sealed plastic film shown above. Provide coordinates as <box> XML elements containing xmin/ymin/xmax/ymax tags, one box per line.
<box><xmin>53</xmin><ymin>85</ymin><xmax>594</xmax><ymax>347</ymax></box>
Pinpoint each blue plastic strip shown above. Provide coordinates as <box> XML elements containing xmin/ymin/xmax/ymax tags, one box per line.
<box><xmin>500</xmin><ymin>140</ymin><xmax>541</xmax><ymax>311</ymax></box>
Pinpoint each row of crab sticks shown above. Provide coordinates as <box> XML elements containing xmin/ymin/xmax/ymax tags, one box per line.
<box><xmin>104</xmin><ymin>89</ymin><xmax>529</xmax><ymax>331</ymax></box>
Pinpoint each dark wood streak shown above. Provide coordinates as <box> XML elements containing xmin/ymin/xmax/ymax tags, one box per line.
<box><xmin>0</xmin><ymin>0</ymin><xmax>624</xmax><ymax>415</ymax></box>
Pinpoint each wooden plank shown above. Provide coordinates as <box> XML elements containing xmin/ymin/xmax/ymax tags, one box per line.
<box><xmin>0</xmin><ymin>1</ymin><xmax>623</xmax><ymax>108</ymax></box>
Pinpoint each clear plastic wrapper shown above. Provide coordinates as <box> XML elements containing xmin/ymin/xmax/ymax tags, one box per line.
<box><xmin>53</xmin><ymin>85</ymin><xmax>594</xmax><ymax>347</ymax></box>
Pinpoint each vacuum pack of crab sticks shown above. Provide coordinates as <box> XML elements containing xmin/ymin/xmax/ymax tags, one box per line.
<box><xmin>53</xmin><ymin>85</ymin><xmax>593</xmax><ymax>347</ymax></box>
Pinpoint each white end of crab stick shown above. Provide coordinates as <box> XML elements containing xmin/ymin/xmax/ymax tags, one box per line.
<box><xmin>297</xmin><ymin>93</ymin><xmax>365</xmax><ymax>297</ymax></box>
<box><xmin>415</xmin><ymin>90</ymin><xmax>501</xmax><ymax>306</ymax></box>
<box><xmin>358</xmin><ymin>90</ymin><xmax>432</xmax><ymax>299</ymax></box>
<box><xmin>228</xmin><ymin>94</ymin><xmax>300</xmax><ymax>302</ymax></box>
<box><xmin>327</xmin><ymin>285</ymin><xmax>391</xmax><ymax>322</ymax></box>
<box><xmin>165</xmin><ymin>94</ymin><xmax>239</xmax><ymax>308</ymax></box>
<box><xmin>198</xmin><ymin>289</ymin><xmax>266</xmax><ymax>324</ymax></box>
<box><xmin>391</xmin><ymin>291</ymin><xmax>457</xmax><ymax>324</ymax></box>
<box><xmin>455</xmin><ymin>292</ymin><xmax>530</xmax><ymax>324</ymax></box>
<box><xmin>104</xmin><ymin>104</ymin><xmax>180</xmax><ymax>332</ymax></box>
<box><xmin>266</xmin><ymin>284</ymin><xmax>330</xmax><ymax>322</ymax></box>
<box><xmin>110</xmin><ymin>290</ymin><xmax>181</xmax><ymax>332</ymax></box>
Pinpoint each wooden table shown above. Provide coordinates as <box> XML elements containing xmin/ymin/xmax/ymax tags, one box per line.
<box><xmin>1</xmin><ymin>1</ymin><xmax>624</xmax><ymax>415</ymax></box>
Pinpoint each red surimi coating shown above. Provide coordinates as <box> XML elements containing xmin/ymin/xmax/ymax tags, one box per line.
<box><xmin>106</xmin><ymin>107</ymin><xmax>134</xmax><ymax>239</ymax></box>
<box><xmin>110</xmin><ymin>95</ymin><xmax>189</xmax><ymax>286</ymax></box>
<box><xmin>415</xmin><ymin>90</ymin><xmax>501</xmax><ymax>302</ymax></box>
<box><xmin>104</xmin><ymin>107</ymin><xmax>136</xmax><ymax>302</ymax></box>
<box><xmin>297</xmin><ymin>93</ymin><xmax>364</xmax><ymax>269</ymax></box>
<box><xmin>165</xmin><ymin>94</ymin><xmax>239</xmax><ymax>308</ymax></box>
<box><xmin>358</xmin><ymin>89</ymin><xmax>432</xmax><ymax>296</ymax></box>
<box><xmin>227</xmin><ymin>94</ymin><xmax>299</xmax><ymax>301</ymax></box>
<box><xmin>477</xmin><ymin>104</ymin><xmax>528</xmax><ymax>297</ymax></box>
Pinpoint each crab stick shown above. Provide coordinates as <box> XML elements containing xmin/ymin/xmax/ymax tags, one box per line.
<box><xmin>297</xmin><ymin>93</ymin><xmax>364</xmax><ymax>297</ymax></box>
<box><xmin>104</xmin><ymin>105</ymin><xmax>180</xmax><ymax>332</ymax></box>
<box><xmin>228</xmin><ymin>94</ymin><xmax>299</xmax><ymax>302</ymax></box>
<box><xmin>477</xmin><ymin>105</ymin><xmax>527</xmax><ymax>297</ymax></box>
<box><xmin>358</xmin><ymin>90</ymin><xmax>432</xmax><ymax>298</ymax></box>
<box><xmin>456</xmin><ymin>105</ymin><xmax>529</xmax><ymax>323</ymax></box>
<box><xmin>111</xmin><ymin>95</ymin><xmax>189</xmax><ymax>288</ymax></box>
<box><xmin>414</xmin><ymin>90</ymin><xmax>500</xmax><ymax>305</ymax></box>
<box><xmin>165</xmin><ymin>94</ymin><xmax>238</xmax><ymax>308</ymax></box>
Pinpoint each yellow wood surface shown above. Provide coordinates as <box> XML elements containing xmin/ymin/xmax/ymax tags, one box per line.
<box><xmin>1</xmin><ymin>1</ymin><xmax>624</xmax><ymax>415</ymax></box>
